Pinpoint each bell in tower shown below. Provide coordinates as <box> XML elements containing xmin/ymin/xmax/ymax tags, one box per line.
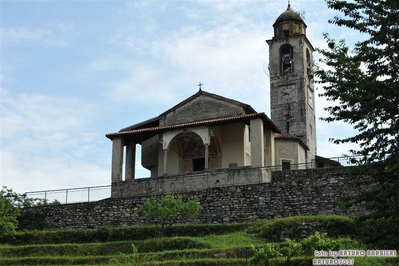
<box><xmin>266</xmin><ymin>4</ymin><xmax>317</xmax><ymax>162</ymax></box>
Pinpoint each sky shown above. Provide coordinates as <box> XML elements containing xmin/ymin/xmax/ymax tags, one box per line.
<box><xmin>1</xmin><ymin>0</ymin><xmax>364</xmax><ymax>202</ymax></box>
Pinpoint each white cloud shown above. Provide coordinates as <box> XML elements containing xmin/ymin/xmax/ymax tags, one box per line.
<box><xmin>103</xmin><ymin>4</ymin><xmax>273</xmax><ymax>107</ymax></box>
<box><xmin>0</xmin><ymin>89</ymin><xmax>110</xmax><ymax>194</ymax></box>
<box><xmin>1</xmin><ymin>27</ymin><xmax>51</xmax><ymax>43</ymax></box>
<box><xmin>1</xmin><ymin>24</ymin><xmax>72</xmax><ymax>47</ymax></box>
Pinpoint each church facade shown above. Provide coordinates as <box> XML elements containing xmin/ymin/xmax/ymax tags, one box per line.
<box><xmin>106</xmin><ymin>5</ymin><xmax>337</xmax><ymax>197</ymax></box>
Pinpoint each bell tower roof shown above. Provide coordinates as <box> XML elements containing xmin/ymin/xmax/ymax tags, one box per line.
<box><xmin>271</xmin><ymin>4</ymin><xmax>307</xmax><ymax>39</ymax></box>
<box><xmin>274</xmin><ymin>4</ymin><xmax>305</xmax><ymax>26</ymax></box>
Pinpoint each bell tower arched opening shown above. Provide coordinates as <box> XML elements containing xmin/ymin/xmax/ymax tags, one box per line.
<box><xmin>280</xmin><ymin>44</ymin><xmax>294</xmax><ymax>73</ymax></box>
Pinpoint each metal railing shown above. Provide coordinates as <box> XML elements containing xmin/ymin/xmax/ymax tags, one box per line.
<box><xmin>25</xmin><ymin>185</ymin><xmax>111</xmax><ymax>205</ymax></box>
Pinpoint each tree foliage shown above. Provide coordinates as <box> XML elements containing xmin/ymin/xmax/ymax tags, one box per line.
<box><xmin>249</xmin><ymin>232</ymin><xmax>339</xmax><ymax>265</ymax></box>
<box><xmin>249</xmin><ymin>243</ymin><xmax>282</xmax><ymax>266</ymax></box>
<box><xmin>316</xmin><ymin>0</ymin><xmax>399</xmax><ymax>165</ymax></box>
<box><xmin>0</xmin><ymin>187</ymin><xmax>21</xmax><ymax>238</ymax></box>
<box><xmin>0</xmin><ymin>188</ymin><xmax>20</xmax><ymax>238</ymax></box>
<box><xmin>302</xmin><ymin>231</ymin><xmax>339</xmax><ymax>257</ymax></box>
<box><xmin>315</xmin><ymin>0</ymin><xmax>399</xmax><ymax>247</ymax></box>
<box><xmin>0</xmin><ymin>187</ymin><xmax>60</xmax><ymax>234</ymax></box>
<box><xmin>138</xmin><ymin>192</ymin><xmax>201</xmax><ymax>237</ymax></box>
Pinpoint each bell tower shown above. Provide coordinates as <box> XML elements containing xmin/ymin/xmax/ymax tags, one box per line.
<box><xmin>266</xmin><ymin>4</ymin><xmax>317</xmax><ymax>161</ymax></box>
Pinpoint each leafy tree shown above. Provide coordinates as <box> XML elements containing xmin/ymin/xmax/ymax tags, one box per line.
<box><xmin>280</xmin><ymin>238</ymin><xmax>303</xmax><ymax>265</ymax></box>
<box><xmin>0</xmin><ymin>187</ymin><xmax>60</xmax><ymax>232</ymax></box>
<box><xmin>315</xmin><ymin>0</ymin><xmax>399</xmax><ymax>248</ymax></box>
<box><xmin>0</xmin><ymin>188</ymin><xmax>20</xmax><ymax>238</ymax></box>
<box><xmin>138</xmin><ymin>192</ymin><xmax>201</xmax><ymax>237</ymax></box>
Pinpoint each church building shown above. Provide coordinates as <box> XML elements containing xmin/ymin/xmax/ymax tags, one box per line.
<box><xmin>106</xmin><ymin>5</ymin><xmax>337</xmax><ymax>197</ymax></box>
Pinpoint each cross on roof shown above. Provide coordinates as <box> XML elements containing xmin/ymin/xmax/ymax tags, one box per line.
<box><xmin>197</xmin><ymin>82</ymin><xmax>203</xmax><ymax>91</ymax></box>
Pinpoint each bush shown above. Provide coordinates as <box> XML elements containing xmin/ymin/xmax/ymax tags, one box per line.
<box><xmin>258</xmin><ymin>215</ymin><xmax>355</xmax><ymax>242</ymax></box>
<box><xmin>109</xmin><ymin>244</ymin><xmax>154</xmax><ymax>266</ymax></box>
<box><xmin>301</xmin><ymin>231</ymin><xmax>339</xmax><ymax>257</ymax></box>
<box><xmin>249</xmin><ymin>243</ymin><xmax>282</xmax><ymax>266</ymax></box>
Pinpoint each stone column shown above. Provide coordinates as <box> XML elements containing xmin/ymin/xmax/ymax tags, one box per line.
<box><xmin>163</xmin><ymin>149</ymin><xmax>168</xmax><ymax>175</ymax></box>
<box><xmin>125</xmin><ymin>142</ymin><xmax>136</xmax><ymax>181</ymax></box>
<box><xmin>111</xmin><ymin>137</ymin><xmax>124</xmax><ymax>183</ymax></box>
<box><xmin>178</xmin><ymin>158</ymin><xmax>183</xmax><ymax>174</ymax></box>
<box><xmin>250</xmin><ymin>118</ymin><xmax>265</xmax><ymax>167</ymax></box>
<box><xmin>265</xmin><ymin>129</ymin><xmax>275</xmax><ymax>167</ymax></box>
<box><xmin>204</xmin><ymin>143</ymin><xmax>209</xmax><ymax>170</ymax></box>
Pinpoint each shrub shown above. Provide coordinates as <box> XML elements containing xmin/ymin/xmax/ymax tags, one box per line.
<box><xmin>249</xmin><ymin>243</ymin><xmax>282</xmax><ymax>266</ymax></box>
<box><xmin>301</xmin><ymin>231</ymin><xmax>339</xmax><ymax>257</ymax></box>
<box><xmin>280</xmin><ymin>238</ymin><xmax>303</xmax><ymax>264</ymax></box>
<box><xmin>109</xmin><ymin>244</ymin><xmax>154</xmax><ymax>266</ymax></box>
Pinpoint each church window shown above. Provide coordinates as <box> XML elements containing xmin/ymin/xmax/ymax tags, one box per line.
<box><xmin>280</xmin><ymin>45</ymin><xmax>293</xmax><ymax>73</ymax></box>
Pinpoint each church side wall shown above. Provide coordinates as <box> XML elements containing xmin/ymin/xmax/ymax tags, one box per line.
<box><xmin>221</xmin><ymin>123</ymin><xmax>246</xmax><ymax>168</ymax></box>
<box><xmin>27</xmin><ymin>168</ymin><xmax>366</xmax><ymax>229</ymax></box>
<box><xmin>275</xmin><ymin>139</ymin><xmax>301</xmax><ymax>166</ymax></box>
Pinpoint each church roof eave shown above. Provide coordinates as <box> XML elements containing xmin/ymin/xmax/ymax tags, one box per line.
<box><xmin>106</xmin><ymin>112</ymin><xmax>281</xmax><ymax>141</ymax></box>
<box><xmin>119</xmin><ymin>116</ymin><xmax>159</xmax><ymax>132</ymax></box>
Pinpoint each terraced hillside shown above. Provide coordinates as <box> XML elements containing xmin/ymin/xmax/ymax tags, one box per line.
<box><xmin>0</xmin><ymin>216</ymin><xmax>397</xmax><ymax>265</ymax></box>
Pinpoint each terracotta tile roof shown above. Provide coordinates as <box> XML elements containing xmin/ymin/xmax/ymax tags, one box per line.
<box><xmin>106</xmin><ymin>112</ymin><xmax>280</xmax><ymax>140</ymax></box>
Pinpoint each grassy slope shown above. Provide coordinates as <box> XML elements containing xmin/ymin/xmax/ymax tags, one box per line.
<box><xmin>0</xmin><ymin>215</ymin><xmax>397</xmax><ymax>266</ymax></box>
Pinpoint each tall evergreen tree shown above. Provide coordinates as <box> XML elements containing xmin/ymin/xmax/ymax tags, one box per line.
<box><xmin>316</xmin><ymin>0</ymin><xmax>399</xmax><ymax>248</ymax></box>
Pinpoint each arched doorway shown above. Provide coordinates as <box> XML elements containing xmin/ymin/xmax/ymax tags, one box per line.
<box><xmin>171</xmin><ymin>132</ymin><xmax>221</xmax><ymax>173</ymax></box>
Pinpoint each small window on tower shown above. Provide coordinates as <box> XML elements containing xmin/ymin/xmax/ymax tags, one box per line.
<box><xmin>283</xmin><ymin>30</ymin><xmax>289</xmax><ymax>37</ymax></box>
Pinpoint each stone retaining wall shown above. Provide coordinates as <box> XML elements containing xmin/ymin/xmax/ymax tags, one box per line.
<box><xmin>112</xmin><ymin>167</ymin><xmax>270</xmax><ymax>197</ymax></box>
<box><xmin>25</xmin><ymin>167</ymin><xmax>364</xmax><ymax>229</ymax></box>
